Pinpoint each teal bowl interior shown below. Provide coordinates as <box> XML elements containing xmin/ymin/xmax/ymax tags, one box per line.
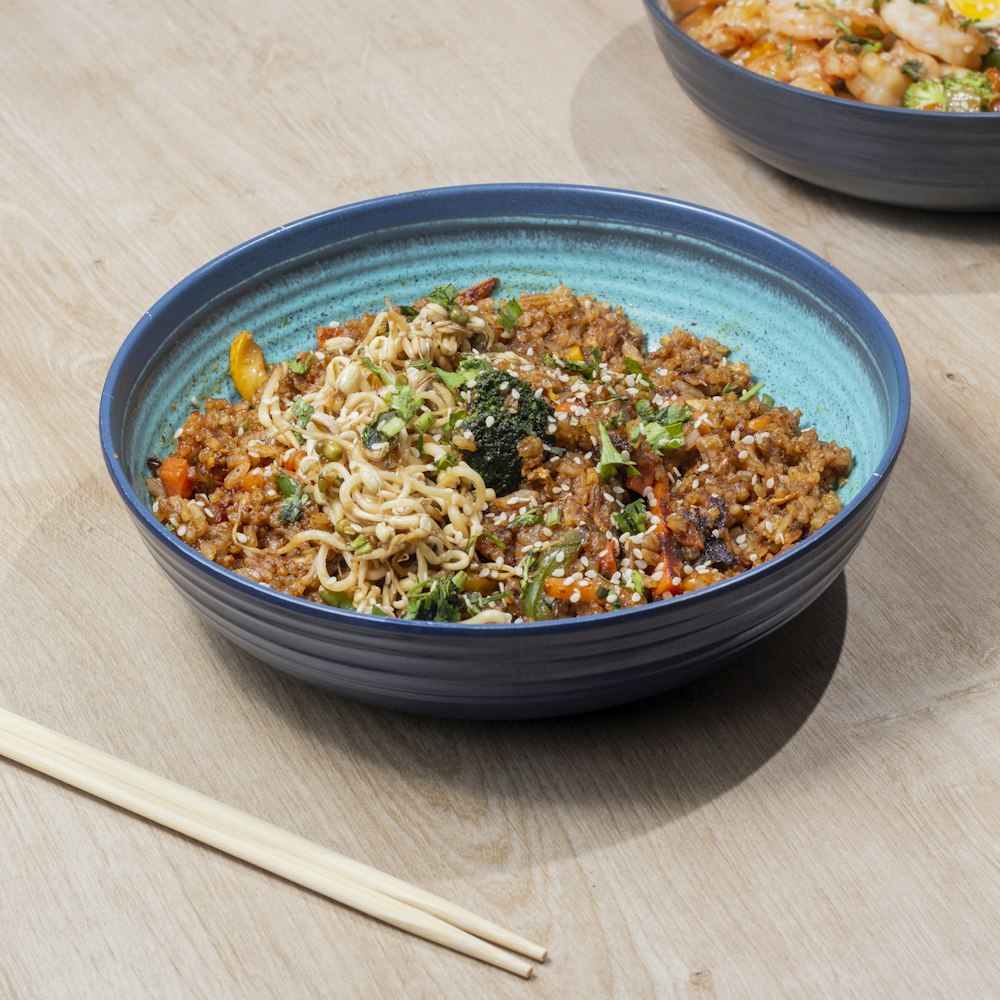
<box><xmin>122</xmin><ymin>211</ymin><xmax>893</xmax><ymax>514</ymax></box>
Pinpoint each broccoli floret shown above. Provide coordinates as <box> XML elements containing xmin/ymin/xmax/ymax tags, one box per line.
<box><xmin>458</xmin><ymin>365</ymin><xmax>553</xmax><ymax>496</ymax></box>
<box><xmin>943</xmin><ymin>71</ymin><xmax>994</xmax><ymax>112</ymax></box>
<box><xmin>902</xmin><ymin>79</ymin><xmax>946</xmax><ymax>109</ymax></box>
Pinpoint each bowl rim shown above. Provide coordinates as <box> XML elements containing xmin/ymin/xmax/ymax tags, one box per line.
<box><xmin>99</xmin><ymin>182</ymin><xmax>910</xmax><ymax>636</ymax></box>
<box><xmin>642</xmin><ymin>0</ymin><xmax>1000</xmax><ymax>123</ymax></box>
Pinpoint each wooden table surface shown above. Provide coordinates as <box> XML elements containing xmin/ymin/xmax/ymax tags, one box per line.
<box><xmin>3</xmin><ymin>1</ymin><xmax>998</xmax><ymax>997</ymax></box>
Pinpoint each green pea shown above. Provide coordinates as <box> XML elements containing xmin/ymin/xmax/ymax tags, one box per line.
<box><xmin>320</xmin><ymin>439</ymin><xmax>343</xmax><ymax>462</ymax></box>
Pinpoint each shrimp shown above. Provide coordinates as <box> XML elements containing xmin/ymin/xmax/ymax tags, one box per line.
<box><xmin>682</xmin><ymin>0</ymin><xmax>768</xmax><ymax>56</ymax></box>
<box><xmin>733</xmin><ymin>34</ymin><xmax>826</xmax><ymax>84</ymax></box>
<box><xmin>819</xmin><ymin>39</ymin><xmax>863</xmax><ymax>85</ymax></box>
<box><xmin>766</xmin><ymin>0</ymin><xmax>888</xmax><ymax>42</ymax></box>
<box><xmin>884</xmin><ymin>37</ymin><xmax>943</xmax><ymax>80</ymax></box>
<box><xmin>844</xmin><ymin>49</ymin><xmax>912</xmax><ymax>104</ymax></box>
<box><xmin>879</xmin><ymin>0</ymin><xmax>989</xmax><ymax>69</ymax></box>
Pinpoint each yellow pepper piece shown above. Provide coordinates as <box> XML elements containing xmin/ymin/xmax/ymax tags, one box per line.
<box><xmin>229</xmin><ymin>330</ymin><xmax>268</xmax><ymax>402</ymax></box>
<box><xmin>566</xmin><ymin>344</ymin><xmax>584</xmax><ymax>363</ymax></box>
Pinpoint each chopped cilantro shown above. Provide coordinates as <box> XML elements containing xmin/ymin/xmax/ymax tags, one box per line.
<box><xmin>363</xmin><ymin>384</ymin><xmax>421</xmax><ymax>447</ymax></box>
<box><xmin>404</xmin><ymin>573</ymin><xmax>467</xmax><ymax>621</ymax></box>
<box><xmin>435</xmin><ymin>452</ymin><xmax>459</xmax><ymax>471</ymax></box>
<box><xmin>545</xmin><ymin>507</ymin><xmax>561</xmax><ymax>527</ymax></box>
<box><xmin>291</xmin><ymin>395</ymin><xmax>314</xmax><ymax>428</ymax></box>
<box><xmin>496</xmin><ymin>298</ymin><xmax>523</xmax><ymax>333</ymax></box>
<box><xmin>288</xmin><ymin>353</ymin><xmax>313</xmax><ymax>375</ymax></box>
<box><xmin>612</xmin><ymin>499</ymin><xmax>648</xmax><ymax>535</ymax></box>
<box><xmin>622</xmin><ymin>358</ymin><xmax>650</xmax><ymax>385</ymax></box>
<box><xmin>434</xmin><ymin>356</ymin><xmax>492</xmax><ymax>391</ymax></box>
<box><xmin>542</xmin><ymin>351</ymin><xmax>599</xmax><ymax>380</ymax></box>
<box><xmin>427</xmin><ymin>284</ymin><xmax>459</xmax><ymax>307</ymax></box>
<box><xmin>509</xmin><ymin>507</ymin><xmax>545</xmax><ymax>527</ymax></box>
<box><xmin>597</xmin><ymin>422</ymin><xmax>639</xmax><ymax>480</ymax></box>
<box><xmin>276</xmin><ymin>472</ymin><xmax>307</xmax><ymax>524</ymax></box>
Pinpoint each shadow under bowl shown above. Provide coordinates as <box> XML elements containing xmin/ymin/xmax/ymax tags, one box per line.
<box><xmin>100</xmin><ymin>184</ymin><xmax>909</xmax><ymax>719</ymax></box>
<box><xmin>643</xmin><ymin>0</ymin><xmax>1000</xmax><ymax>212</ymax></box>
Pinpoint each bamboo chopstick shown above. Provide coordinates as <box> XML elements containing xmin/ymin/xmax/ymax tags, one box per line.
<box><xmin>0</xmin><ymin>708</ymin><xmax>546</xmax><ymax>978</ymax></box>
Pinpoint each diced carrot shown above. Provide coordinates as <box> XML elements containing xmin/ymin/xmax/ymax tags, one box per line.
<box><xmin>159</xmin><ymin>455</ymin><xmax>194</xmax><ymax>498</ymax></box>
<box><xmin>240</xmin><ymin>469</ymin><xmax>266</xmax><ymax>491</ymax></box>
<box><xmin>625</xmin><ymin>461</ymin><xmax>656</xmax><ymax>494</ymax></box>
<box><xmin>555</xmin><ymin>399</ymin><xmax>576</xmax><ymax>413</ymax></box>
<box><xmin>543</xmin><ymin>578</ymin><xmax>602</xmax><ymax>604</ymax></box>
<box><xmin>597</xmin><ymin>539</ymin><xmax>617</xmax><ymax>578</ymax></box>
<box><xmin>281</xmin><ymin>449</ymin><xmax>306</xmax><ymax>472</ymax></box>
<box><xmin>652</xmin><ymin>560</ymin><xmax>683</xmax><ymax>597</ymax></box>
<box><xmin>566</xmin><ymin>344</ymin><xmax>584</xmax><ymax>362</ymax></box>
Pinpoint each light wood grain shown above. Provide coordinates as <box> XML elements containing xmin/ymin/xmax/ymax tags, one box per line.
<box><xmin>2</xmin><ymin>1</ymin><xmax>998</xmax><ymax>997</ymax></box>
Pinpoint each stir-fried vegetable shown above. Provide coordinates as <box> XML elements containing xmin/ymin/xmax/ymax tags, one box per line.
<box><xmin>229</xmin><ymin>330</ymin><xmax>269</xmax><ymax>402</ymax></box>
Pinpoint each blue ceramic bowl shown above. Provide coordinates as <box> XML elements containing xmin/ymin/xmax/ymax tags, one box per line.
<box><xmin>643</xmin><ymin>0</ymin><xmax>1000</xmax><ymax>211</ymax></box>
<box><xmin>100</xmin><ymin>184</ymin><xmax>908</xmax><ymax>719</ymax></box>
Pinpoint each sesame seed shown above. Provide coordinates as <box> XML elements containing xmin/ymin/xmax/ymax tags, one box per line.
<box><xmin>738</xmin><ymin>449</ymin><xmax>749</xmax><ymax>460</ymax></box>
<box><xmin>235</xmin><ymin>532</ymin><xmax>247</xmax><ymax>544</ymax></box>
<box><xmin>631</xmin><ymin>593</ymin><xmax>642</xmax><ymax>603</ymax></box>
<box><xmin>691</xmin><ymin>479</ymin><xmax>700</xmax><ymax>490</ymax></box>
<box><xmin>176</xmin><ymin>525</ymin><xmax>187</xmax><ymax>538</ymax></box>
<box><xmin>569</xmin><ymin>591</ymin><xmax>581</xmax><ymax>603</ymax></box>
<box><xmin>485</xmin><ymin>414</ymin><xmax>496</xmax><ymax>428</ymax></box>
<box><xmin>698</xmin><ymin>463</ymin><xmax>709</xmax><ymax>473</ymax></box>
<box><xmin>671</xmin><ymin>576</ymin><xmax>681</xmax><ymax>586</ymax></box>
<box><xmin>766</xmin><ymin>477</ymin><xmax>775</xmax><ymax>489</ymax></box>
<box><xmin>736</xmin><ymin>533</ymin><xmax>747</xmax><ymax>545</ymax></box>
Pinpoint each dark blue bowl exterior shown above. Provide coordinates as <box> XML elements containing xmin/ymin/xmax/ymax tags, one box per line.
<box><xmin>643</xmin><ymin>0</ymin><xmax>1000</xmax><ymax>211</ymax></box>
<box><xmin>101</xmin><ymin>184</ymin><xmax>909</xmax><ymax>719</ymax></box>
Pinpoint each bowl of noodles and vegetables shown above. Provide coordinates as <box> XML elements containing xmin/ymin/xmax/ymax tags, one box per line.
<box><xmin>643</xmin><ymin>0</ymin><xmax>1000</xmax><ymax>209</ymax></box>
<box><xmin>100</xmin><ymin>184</ymin><xmax>909</xmax><ymax>718</ymax></box>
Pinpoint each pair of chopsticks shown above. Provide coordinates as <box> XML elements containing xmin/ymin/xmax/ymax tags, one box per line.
<box><xmin>0</xmin><ymin>708</ymin><xmax>546</xmax><ymax>978</ymax></box>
